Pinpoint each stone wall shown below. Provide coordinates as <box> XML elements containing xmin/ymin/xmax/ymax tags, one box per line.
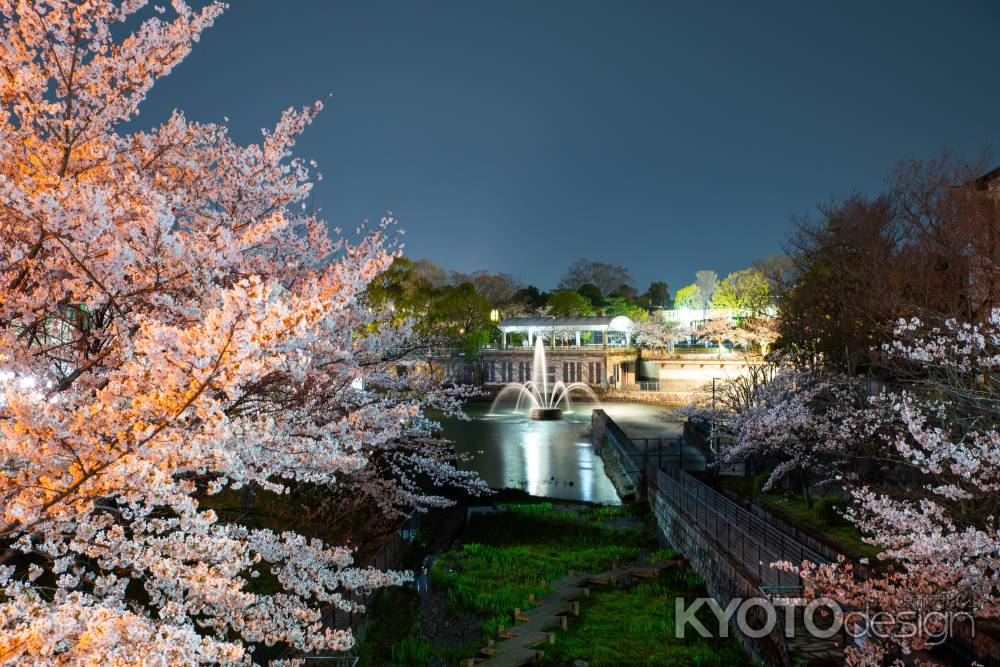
<box><xmin>651</xmin><ymin>494</ymin><xmax>793</xmax><ymax>667</ymax></box>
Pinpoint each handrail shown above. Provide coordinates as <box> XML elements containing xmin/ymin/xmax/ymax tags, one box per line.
<box><xmin>598</xmin><ymin>413</ymin><xmax>829</xmax><ymax>589</ymax></box>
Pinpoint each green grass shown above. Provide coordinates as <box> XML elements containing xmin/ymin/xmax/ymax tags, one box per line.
<box><xmin>431</xmin><ymin>502</ymin><xmax>751</xmax><ymax>666</ymax></box>
<box><xmin>548</xmin><ymin>573</ymin><xmax>754</xmax><ymax>667</ymax></box>
<box><xmin>433</xmin><ymin>503</ymin><xmax>647</xmax><ymax>636</ymax></box>
<box><xmin>720</xmin><ymin>476</ymin><xmax>881</xmax><ymax>559</ymax></box>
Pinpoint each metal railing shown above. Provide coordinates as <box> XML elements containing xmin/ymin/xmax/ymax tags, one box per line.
<box><xmin>328</xmin><ymin>510</ymin><xmax>420</xmax><ymax>630</ymax></box>
<box><xmin>653</xmin><ymin>466</ymin><xmax>828</xmax><ymax>588</ymax></box>
<box><xmin>601</xmin><ymin>416</ymin><xmax>829</xmax><ymax>589</ymax></box>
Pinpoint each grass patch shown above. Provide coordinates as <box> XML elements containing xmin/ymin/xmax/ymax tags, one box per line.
<box><xmin>433</xmin><ymin>503</ymin><xmax>647</xmax><ymax>636</ymax></box>
<box><xmin>720</xmin><ymin>476</ymin><xmax>880</xmax><ymax>559</ymax></box>
<box><xmin>432</xmin><ymin>502</ymin><xmax>750</xmax><ymax>666</ymax></box>
<box><xmin>548</xmin><ymin>572</ymin><xmax>754</xmax><ymax>667</ymax></box>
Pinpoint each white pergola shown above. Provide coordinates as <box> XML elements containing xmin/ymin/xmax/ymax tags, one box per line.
<box><xmin>496</xmin><ymin>315</ymin><xmax>634</xmax><ymax>349</ymax></box>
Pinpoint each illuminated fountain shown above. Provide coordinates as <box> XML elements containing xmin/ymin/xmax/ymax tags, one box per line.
<box><xmin>490</xmin><ymin>337</ymin><xmax>600</xmax><ymax>420</ymax></box>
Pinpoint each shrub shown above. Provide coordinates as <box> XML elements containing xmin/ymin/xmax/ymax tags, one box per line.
<box><xmin>811</xmin><ymin>495</ymin><xmax>850</xmax><ymax>527</ymax></box>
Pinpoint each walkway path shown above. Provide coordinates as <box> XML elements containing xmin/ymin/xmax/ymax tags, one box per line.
<box><xmin>460</xmin><ymin>559</ymin><xmax>677</xmax><ymax>667</ymax></box>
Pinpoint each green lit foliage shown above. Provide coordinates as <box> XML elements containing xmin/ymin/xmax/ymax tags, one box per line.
<box><xmin>711</xmin><ymin>268</ymin><xmax>770</xmax><ymax>313</ymax></box>
<box><xmin>365</xmin><ymin>257</ymin><xmax>495</xmax><ymax>354</ymax></box>
<box><xmin>673</xmin><ymin>283</ymin><xmax>703</xmax><ymax>310</ymax></box>
<box><xmin>548</xmin><ymin>289</ymin><xmax>596</xmax><ymax>317</ymax></box>
<box><xmin>602</xmin><ymin>295</ymin><xmax>648</xmax><ymax>321</ymax></box>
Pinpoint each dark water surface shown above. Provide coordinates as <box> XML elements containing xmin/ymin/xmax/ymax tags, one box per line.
<box><xmin>440</xmin><ymin>402</ymin><xmax>681</xmax><ymax>504</ymax></box>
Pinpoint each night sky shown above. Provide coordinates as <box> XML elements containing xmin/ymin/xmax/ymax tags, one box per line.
<box><xmin>138</xmin><ymin>0</ymin><xmax>1000</xmax><ymax>293</ymax></box>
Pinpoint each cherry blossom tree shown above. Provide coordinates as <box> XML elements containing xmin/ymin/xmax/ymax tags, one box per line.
<box><xmin>742</xmin><ymin>315</ymin><xmax>779</xmax><ymax>354</ymax></box>
<box><xmin>0</xmin><ymin>2</ymin><xmax>482</xmax><ymax>664</ymax></box>
<box><xmin>721</xmin><ymin>367</ymin><xmax>864</xmax><ymax>504</ymax></box>
<box><xmin>693</xmin><ymin>316</ymin><xmax>753</xmax><ymax>356</ymax></box>
<box><xmin>788</xmin><ymin>313</ymin><xmax>1000</xmax><ymax>665</ymax></box>
<box><xmin>632</xmin><ymin>318</ymin><xmax>689</xmax><ymax>352</ymax></box>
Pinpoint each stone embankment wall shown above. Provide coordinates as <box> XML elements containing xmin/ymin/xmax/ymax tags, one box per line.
<box><xmin>590</xmin><ymin>409</ymin><xmax>791</xmax><ymax>666</ymax></box>
<box><xmin>651</xmin><ymin>491</ymin><xmax>791</xmax><ymax>667</ymax></box>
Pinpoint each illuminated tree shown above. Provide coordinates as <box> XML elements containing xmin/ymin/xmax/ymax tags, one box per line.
<box><xmin>694</xmin><ymin>316</ymin><xmax>751</xmax><ymax>356</ymax></box>
<box><xmin>547</xmin><ymin>290</ymin><xmax>595</xmax><ymax>317</ymax></box>
<box><xmin>673</xmin><ymin>283</ymin><xmax>703</xmax><ymax>310</ymax></box>
<box><xmin>632</xmin><ymin>318</ymin><xmax>688</xmax><ymax>352</ymax></box>
<box><xmin>710</xmin><ymin>268</ymin><xmax>769</xmax><ymax>314</ymax></box>
<box><xmin>694</xmin><ymin>270</ymin><xmax>719</xmax><ymax>316</ymax></box>
<box><xmin>0</xmin><ymin>2</ymin><xmax>482</xmax><ymax>663</ymax></box>
<box><xmin>787</xmin><ymin>313</ymin><xmax>1000</xmax><ymax>665</ymax></box>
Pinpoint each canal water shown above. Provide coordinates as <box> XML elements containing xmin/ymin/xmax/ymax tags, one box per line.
<box><xmin>440</xmin><ymin>402</ymin><xmax>681</xmax><ymax>504</ymax></box>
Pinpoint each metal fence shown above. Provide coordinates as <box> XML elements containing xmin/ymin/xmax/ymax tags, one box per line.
<box><xmin>329</xmin><ymin>510</ymin><xmax>421</xmax><ymax>630</ymax></box>
<box><xmin>602</xmin><ymin>417</ymin><xmax>829</xmax><ymax>589</ymax></box>
<box><xmin>653</xmin><ymin>466</ymin><xmax>829</xmax><ymax>588</ymax></box>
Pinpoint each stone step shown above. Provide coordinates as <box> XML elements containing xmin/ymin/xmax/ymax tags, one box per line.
<box><xmin>499</xmin><ymin>614</ymin><xmax>568</xmax><ymax>637</ymax></box>
<box><xmin>627</xmin><ymin>559</ymin><xmax>678</xmax><ymax>579</ymax></box>
<box><xmin>466</xmin><ymin>647</ymin><xmax>543</xmax><ymax>667</ymax></box>
<box><xmin>514</xmin><ymin>599</ymin><xmax>578</xmax><ymax>621</ymax></box>
<box><xmin>482</xmin><ymin>631</ymin><xmax>554</xmax><ymax>656</ymax></box>
<box><xmin>550</xmin><ymin>585</ymin><xmax>590</xmax><ymax>600</ymax></box>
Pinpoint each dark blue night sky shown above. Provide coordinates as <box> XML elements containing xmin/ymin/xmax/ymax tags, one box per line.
<box><xmin>138</xmin><ymin>0</ymin><xmax>1000</xmax><ymax>293</ymax></box>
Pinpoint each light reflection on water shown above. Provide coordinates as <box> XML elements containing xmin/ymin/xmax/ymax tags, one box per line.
<box><xmin>440</xmin><ymin>402</ymin><xmax>681</xmax><ymax>505</ymax></box>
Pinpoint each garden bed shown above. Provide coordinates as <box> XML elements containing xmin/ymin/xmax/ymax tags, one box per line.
<box><xmin>359</xmin><ymin>500</ymin><xmax>751</xmax><ymax>665</ymax></box>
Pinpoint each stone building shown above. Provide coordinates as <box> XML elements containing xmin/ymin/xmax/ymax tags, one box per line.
<box><xmin>482</xmin><ymin>316</ymin><xmax>638</xmax><ymax>388</ymax></box>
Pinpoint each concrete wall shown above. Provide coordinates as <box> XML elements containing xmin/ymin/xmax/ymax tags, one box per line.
<box><xmin>591</xmin><ymin>409</ymin><xmax>791</xmax><ymax>666</ymax></box>
<box><xmin>652</xmin><ymin>494</ymin><xmax>792</xmax><ymax>667</ymax></box>
<box><xmin>639</xmin><ymin>356</ymin><xmax>762</xmax><ymax>393</ymax></box>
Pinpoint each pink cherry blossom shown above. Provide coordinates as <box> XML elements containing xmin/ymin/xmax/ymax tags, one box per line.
<box><xmin>0</xmin><ymin>3</ymin><xmax>484</xmax><ymax>663</ymax></box>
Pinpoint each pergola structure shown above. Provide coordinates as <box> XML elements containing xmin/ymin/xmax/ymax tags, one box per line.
<box><xmin>496</xmin><ymin>315</ymin><xmax>634</xmax><ymax>349</ymax></box>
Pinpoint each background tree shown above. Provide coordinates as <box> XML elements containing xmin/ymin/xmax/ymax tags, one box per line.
<box><xmin>694</xmin><ymin>269</ymin><xmax>719</xmax><ymax>316</ymax></box>
<box><xmin>576</xmin><ymin>283</ymin><xmax>604</xmax><ymax>310</ymax></box>
<box><xmin>777</xmin><ymin>193</ymin><xmax>900</xmax><ymax>373</ymax></box>
<box><xmin>409</xmin><ymin>258</ymin><xmax>452</xmax><ymax>288</ymax></box>
<box><xmin>558</xmin><ymin>258</ymin><xmax>634</xmax><ymax>297</ymax></box>
<box><xmin>775</xmin><ymin>154</ymin><xmax>1000</xmax><ymax>373</ymax></box>
<box><xmin>423</xmin><ymin>283</ymin><xmax>495</xmax><ymax>355</ymax></box>
<box><xmin>642</xmin><ymin>281</ymin><xmax>671</xmax><ymax>309</ymax></box>
<box><xmin>673</xmin><ymin>283</ymin><xmax>703</xmax><ymax>310</ymax></box>
<box><xmin>601</xmin><ymin>295</ymin><xmax>649</xmax><ymax>321</ymax></box>
<box><xmin>547</xmin><ymin>290</ymin><xmax>595</xmax><ymax>317</ymax></box>
<box><xmin>451</xmin><ymin>270</ymin><xmax>524</xmax><ymax>306</ymax></box>
<box><xmin>710</xmin><ymin>268</ymin><xmax>769</xmax><ymax>313</ymax></box>
<box><xmin>367</xmin><ymin>262</ymin><xmax>496</xmax><ymax>355</ymax></box>
<box><xmin>512</xmin><ymin>285</ymin><xmax>549</xmax><ymax>313</ymax></box>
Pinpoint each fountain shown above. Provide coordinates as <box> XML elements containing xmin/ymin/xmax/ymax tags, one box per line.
<box><xmin>489</xmin><ymin>337</ymin><xmax>600</xmax><ymax>419</ymax></box>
